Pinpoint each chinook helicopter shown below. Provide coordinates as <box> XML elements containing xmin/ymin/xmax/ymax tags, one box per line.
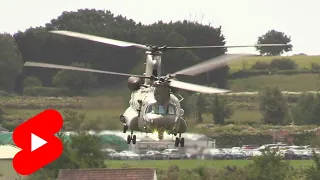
<box><xmin>24</xmin><ymin>30</ymin><xmax>289</xmax><ymax>147</ymax></box>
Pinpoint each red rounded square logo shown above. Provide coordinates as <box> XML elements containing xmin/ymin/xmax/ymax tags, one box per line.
<box><xmin>12</xmin><ymin>109</ymin><xmax>63</xmax><ymax>175</ymax></box>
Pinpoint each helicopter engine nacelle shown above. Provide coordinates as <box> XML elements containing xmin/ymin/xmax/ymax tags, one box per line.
<box><xmin>128</xmin><ymin>76</ymin><xmax>144</xmax><ymax>91</ymax></box>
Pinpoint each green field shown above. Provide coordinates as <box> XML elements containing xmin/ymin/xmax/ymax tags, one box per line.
<box><xmin>229</xmin><ymin>55</ymin><xmax>320</xmax><ymax>71</ymax></box>
<box><xmin>105</xmin><ymin>160</ymin><xmax>314</xmax><ymax>169</ymax></box>
<box><xmin>229</xmin><ymin>74</ymin><xmax>320</xmax><ymax>92</ymax></box>
<box><xmin>3</xmin><ymin>108</ymin><xmax>261</xmax><ymax>131</ymax></box>
<box><xmin>2</xmin><ymin>55</ymin><xmax>319</xmax><ymax>129</ymax></box>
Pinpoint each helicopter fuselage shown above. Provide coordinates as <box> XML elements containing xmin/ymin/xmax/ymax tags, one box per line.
<box><xmin>120</xmin><ymin>85</ymin><xmax>187</xmax><ymax>140</ymax></box>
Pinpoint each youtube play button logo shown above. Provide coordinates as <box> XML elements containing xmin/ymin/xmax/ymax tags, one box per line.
<box><xmin>13</xmin><ymin>109</ymin><xmax>63</xmax><ymax>175</ymax></box>
<box><xmin>31</xmin><ymin>133</ymin><xmax>47</xmax><ymax>152</ymax></box>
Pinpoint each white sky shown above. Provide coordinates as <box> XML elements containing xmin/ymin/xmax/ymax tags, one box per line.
<box><xmin>1</xmin><ymin>0</ymin><xmax>319</xmax><ymax>55</ymax></box>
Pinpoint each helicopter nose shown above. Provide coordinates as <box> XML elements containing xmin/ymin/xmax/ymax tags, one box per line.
<box><xmin>146</xmin><ymin>114</ymin><xmax>163</xmax><ymax>123</ymax></box>
<box><xmin>146</xmin><ymin>114</ymin><xmax>176</xmax><ymax>126</ymax></box>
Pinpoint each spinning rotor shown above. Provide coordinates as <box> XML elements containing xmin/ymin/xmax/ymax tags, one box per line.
<box><xmin>24</xmin><ymin>30</ymin><xmax>290</xmax><ymax>94</ymax></box>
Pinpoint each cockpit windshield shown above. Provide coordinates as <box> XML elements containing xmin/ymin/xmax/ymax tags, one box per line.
<box><xmin>146</xmin><ymin>103</ymin><xmax>176</xmax><ymax>115</ymax></box>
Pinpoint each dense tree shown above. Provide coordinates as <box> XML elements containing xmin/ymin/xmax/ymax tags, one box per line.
<box><xmin>0</xmin><ymin>33</ymin><xmax>23</xmax><ymax>92</ymax></box>
<box><xmin>246</xmin><ymin>150</ymin><xmax>297</xmax><ymax>180</ymax></box>
<box><xmin>209</xmin><ymin>94</ymin><xmax>233</xmax><ymax>124</ymax></box>
<box><xmin>304</xmin><ymin>151</ymin><xmax>320</xmax><ymax>180</ymax></box>
<box><xmin>259</xmin><ymin>86</ymin><xmax>288</xmax><ymax>125</ymax></box>
<box><xmin>195</xmin><ymin>93</ymin><xmax>206</xmax><ymax>123</ymax></box>
<box><xmin>23</xmin><ymin>76</ymin><xmax>42</xmax><ymax>87</ymax></box>
<box><xmin>256</xmin><ymin>30</ymin><xmax>292</xmax><ymax>56</ymax></box>
<box><xmin>52</xmin><ymin>62</ymin><xmax>98</xmax><ymax>93</ymax></box>
<box><xmin>292</xmin><ymin>93</ymin><xmax>320</xmax><ymax>125</ymax></box>
<box><xmin>13</xmin><ymin>9</ymin><xmax>227</xmax><ymax>94</ymax></box>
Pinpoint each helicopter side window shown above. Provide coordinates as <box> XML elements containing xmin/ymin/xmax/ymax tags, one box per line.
<box><xmin>168</xmin><ymin>104</ymin><xmax>176</xmax><ymax>115</ymax></box>
<box><xmin>146</xmin><ymin>105</ymin><xmax>152</xmax><ymax>113</ymax></box>
<box><xmin>146</xmin><ymin>104</ymin><xmax>159</xmax><ymax>114</ymax></box>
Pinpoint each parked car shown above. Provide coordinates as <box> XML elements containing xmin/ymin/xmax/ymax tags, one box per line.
<box><xmin>202</xmin><ymin>148</ymin><xmax>225</xmax><ymax>160</ymax></box>
<box><xmin>102</xmin><ymin>148</ymin><xmax>118</xmax><ymax>159</ymax></box>
<box><xmin>140</xmin><ymin>150</ymin><xmax>163</xmax><ymax>160</ymax></box>
<box><xmin>242</xmin><ymin>145</ymin><xmax>260</xmax><ymax>150</ymax></box>
<box><xmin>119</xmin><ymin>151</ymin><xmax>140</xmax><ymax>160</ymax></box>
<box><xmin>108</xmin><ymin>152</ymin><xmax>121</xmax><ymax>160</ymax></box>
<box><xmin>162</xmin><ymin>149</ymin><xmax>187</xmax><ymax>160</ymax></box>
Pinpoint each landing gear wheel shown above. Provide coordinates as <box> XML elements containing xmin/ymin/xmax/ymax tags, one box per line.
<box><xmin>132</xmin><ymin>135</ymin><xmax>136</xmax><ymax>144</ymax></box>
<box><xmin>127</xmin><ymin>135</ymin><xmax>131</xmax><ymax>144</ymax></box>
<box><xmin>180</xmin><ymin>138</ymin><xmax>185</xmax><ymax>147</ymax></box>
<box><xmin>123</xmin><ymin>125</ymin><xmax>128</xmax><ymax>133</ymax></box>
<box><xmin>175</xmin><ymin>137</ymin><xmax>180</xmax><ymax>147</ymax></box>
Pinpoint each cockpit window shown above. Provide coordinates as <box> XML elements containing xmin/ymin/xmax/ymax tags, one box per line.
<box><xmin>159</xmin><ymin>105</ymin><xmax>166</xmax><ymax>114</ymax></box>
<box><xmin>145</xmin><ymin>103</ymin><xmax>176</xmax><ymax>115</ymax></box>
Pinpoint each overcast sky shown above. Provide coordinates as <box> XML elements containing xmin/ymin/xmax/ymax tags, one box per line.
<box><xmin>1</xmin><ymin>0</ymin><xmax>319</xmax><ymax>55</ymax></box>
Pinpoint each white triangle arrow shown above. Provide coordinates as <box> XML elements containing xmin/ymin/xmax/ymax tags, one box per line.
<box><xmin>31</xmin><ymin>133</ymin><xmax>47</xmax><ymax>152</ymax></box>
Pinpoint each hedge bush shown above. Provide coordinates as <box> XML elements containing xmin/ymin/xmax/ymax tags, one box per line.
<box><xmin>250</xmin><ymin>58</ymin><xmax>298</xmax><ymax>71</ymax></box>
<box><xmin>23</xmin><ymin>76</ymin><xmax>42</xmax><ymax>87</ymax></box>
<box><xmin>250</xmin><ymin>61</ymin><xmax>269</xmax><ymax>70</ymax></box>
<box><xmin>199</xmin><ymin>125</ymin><xmax>319</xmax><ymax>147</ymax></box>
<box><xmin>0</xmin><ymin>96</ymin><xmax>124</xmax><ymax>109</ymax></box>
<box><xmin>269</xmin><ymin>58</ymin><xmax>298</xmax><ymax>70</ymax></box>
<box><xmin>24</xmin><ymin>86</ymin><xmax>74</xmax><ymax>97</ymax></box>
<box><xmin>210</xmin><ymin>132</ymin><xmax>316</xmax><ymax>148</ymax></box>
<box><xmin>0</xmin><ymin>96</ymin><xmax>85</xmax><ymax>109</ymax></box>
<box><xmin>311</xmin><ymin>62</ymin><xmax>320</xmax><ymax>70</ymax></box>
<box><xmin>0</xmin><ymin>93</ymin><xmax>307</xmax><ymax>110</ymax></box>
<box><xmin>229</xmin><ymin>69</ymin><xmax>320</xmax><ymax>79</ymax></box>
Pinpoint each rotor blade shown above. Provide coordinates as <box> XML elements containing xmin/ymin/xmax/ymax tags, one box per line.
<box><xmin>50</xmin><ymin>30</ymin><xmax>150</xmax><ymax>50</ymax></box>
<box><xmin>173</xmin><ymin>53</ymin><xmax>252</xmax><ymax>76</ymax></box>
<box><xmin>169</xmin><ymin>79</ymin><xmax>230</xmax><ymax>94</ymax></box>
<box><xmin>24</xmin><ymin>62</ymin><xmax>149</xmax><ymax>78</ymax></box>
<box><xmin>166</xmin><ymin>44</ymin><xmax>290</xmax><ymax>50</ymax></box>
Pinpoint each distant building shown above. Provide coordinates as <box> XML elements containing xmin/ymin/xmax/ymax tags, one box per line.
<box><xmin>0</xmin><ymin>145</ymin><xmax>26</xmax><ymax>180</ymax></box>
<box><xmin>57</xmin><ymin>168</ymin><xmax>157</xmax><ymax>180</ymax></box>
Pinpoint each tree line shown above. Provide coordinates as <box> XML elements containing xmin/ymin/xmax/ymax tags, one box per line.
<box><xmin>0</xmin><ymin>9</ymin><xmax>292</xmax><ymax>95</ymax></box>
<box><xmin>191</xmin><ymin>86</ymin><xmax>320</xmax><ymax>126</ymax></box>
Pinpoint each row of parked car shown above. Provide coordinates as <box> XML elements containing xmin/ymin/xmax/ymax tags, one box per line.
<box><xmin>202</xmin><ymin>144</ymin><xmax>320</xmax><ymax>160</ymax></box>
<box><xmin>103</xmin><ymin>144</ymin><xmax>320</xmax><ymax>160</ymax></box>
<box><xmin>104</xmin><ymin>149</ymin><xmax>188</xmax><ymax>160</ymax></box>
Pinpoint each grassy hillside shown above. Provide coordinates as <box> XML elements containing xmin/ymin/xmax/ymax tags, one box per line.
<box><xmin>229</xmin><ymin>74</ymin><xmax>320</xmax><ymax>92</ymax></box>
<box><xmin>130</xmin><ymin>55</ymin><xmax>320</xmax><ymax>92</ymax></box>
<box><xmin>1</xmin><ymin>56</ymin><xmax>319</xmax><ymax>132</ymax></box>
<box><xmin>227</xmin><ymin>55</ymin><xmax>320</xmax><ymax>92</ymax></box>
<box><xmin>229</xmin><ymin>55</ymin><xmax>320</xmax><ymax>71</ymax></box>
<box><xmin>0</xmin><ymin>94</ymin><xmax>296</xmax><ymax>132</ymax></box>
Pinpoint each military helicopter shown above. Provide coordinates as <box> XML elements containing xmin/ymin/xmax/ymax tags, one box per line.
<box><xmin>24</xmin><ymin>30</ymin><xmax>289</xmax><ymax>147</ymax></box>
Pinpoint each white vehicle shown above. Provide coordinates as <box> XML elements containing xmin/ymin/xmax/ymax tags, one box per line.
<box><xmin>162</xmin><ymin>149</ymin><xmax>182</xmax><ymax>159</ymax></box>
<box><xmin>119</xmin><ymin>151</ymin><xmax>140</xmax><ymax>160</ymax></box>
